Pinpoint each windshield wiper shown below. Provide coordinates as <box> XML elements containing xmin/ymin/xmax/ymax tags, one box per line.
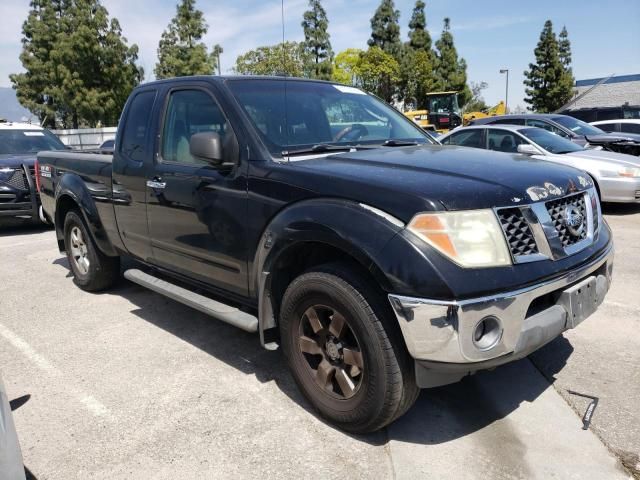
<box><xmin>282</xmin><ymin>144</ymin><xmax>355</xmax><ymax>156</ymax></box>
<box><xmin>381</xmin><ymin>139</ymin><xmax>419</xmax><ymax>147</ymax></box>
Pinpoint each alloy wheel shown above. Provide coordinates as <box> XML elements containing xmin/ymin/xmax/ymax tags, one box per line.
<box><xmin>296</xmin><ymin>305</ymin><xmax>364</xmax><ymax>399</ymax></box>
<box><xmin>69</xmin><ymin>226</ymin><xmax>90</xmax><ymax>275</ymax></box>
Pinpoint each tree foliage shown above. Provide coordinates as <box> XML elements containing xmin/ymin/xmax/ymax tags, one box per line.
<box><xmin>234</xmin><ymin>42</ymin><xmax>309</xmax><ymax>77</ymax></box>
<box><xmin>10</xmin><ymin>0</ymin><xmax>142</xmax><ymax>128</ymax></box>
<box><xmin>332</xmin><ymin>48</ymin><xmax>362</xmax><ymax>85</ymax></box>
<box><xmin>301</xmin><ymin>0</ymin><xmax>333</xmax><ymax>80</ymax></box>
<box><xmin>407</xmin><ymin>0</ymin><xmax>431</xmax><ymax>51</ymax></box>
<box><xmin>465</xmin><ymin>81</ymin><xmax>489</xmax><ymax>112</ymax></box>
<box><xmin>399</xmin><ymin>0</ymin><xmax>437</xmax><ymax>107</ymax></box>
<box><xmin>558</xmin><ymin>26</ymin><xmax>572</xmax><ymax>68</ymax></box>
<box><xmin>155</xmin><ymin>0</ymin><xmax>217</xmax><ymax>79</ymax></box>
<box><xmin>368</xmin><ymin>0</ymin><xmax>402</xmax><ymax>59</ymax></box>
<box><xmin>523</xmin><ymin>20</ymin><xmax>574</xmax><ymax>112</ymax></box>
<box><xmin>434</xmin><ymin>18</ymin><xmax>471</xmax><ymax>106</ymax></box>
<box><xmin>353</xmin><ymin>46</ymin><xmax>400</xmax><ymax>102</ymax></box>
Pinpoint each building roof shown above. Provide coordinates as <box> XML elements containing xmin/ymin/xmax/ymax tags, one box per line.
<box><xmin>567</xmin><ymin>73</ymin><xmax>640</xmax><ymax>111</ymax></box>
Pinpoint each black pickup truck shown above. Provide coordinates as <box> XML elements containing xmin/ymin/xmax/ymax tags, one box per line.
<box><xmin>37</xmin><ymin>76</ymin><xmax>614</xmax><ymax>433</ymax></box>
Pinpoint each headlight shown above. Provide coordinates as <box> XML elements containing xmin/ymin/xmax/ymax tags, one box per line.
<box><xmin>407</xmin><ymin>210</ymin><xmax>511</xmax><ymax>268</ymax></box>
<box><xmin>618</xmin><ymin>167</ymin><xmax>640</xmax><ymax>178</ymax></box>
<box><xmin>0</xmin><ymin>167</ymin><xmax>16</xmax><ymax>182</ymax></box>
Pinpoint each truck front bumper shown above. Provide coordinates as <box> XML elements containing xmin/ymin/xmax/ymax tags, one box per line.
<box><xmin>388</xmin><ymin>243</ymin><xmax>614</xmax><ymax>388</ymax></box>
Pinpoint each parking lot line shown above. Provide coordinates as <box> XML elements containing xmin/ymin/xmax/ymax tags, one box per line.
<box><xmin>0</xmin><ymin>322</ymin><xmax>113</xmax><ymax>420</ymax></box>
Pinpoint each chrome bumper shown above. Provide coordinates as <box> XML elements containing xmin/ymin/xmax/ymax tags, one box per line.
<box><xmin>388</xmin><ymin>243</ymin><xmax>614</xmax><ymax>366</ymax></box>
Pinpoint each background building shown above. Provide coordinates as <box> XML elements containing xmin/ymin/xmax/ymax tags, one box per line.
<box><xmin>561</xmin><ymin>73</ymin><xmax>640</xmax><ymax>122</ymax></box>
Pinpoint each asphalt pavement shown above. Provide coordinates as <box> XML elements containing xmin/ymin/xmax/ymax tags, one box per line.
<box><xmin>0</xmin><ymin>207</ymin><xmax>638</xmax><ymax>479</ymax></box>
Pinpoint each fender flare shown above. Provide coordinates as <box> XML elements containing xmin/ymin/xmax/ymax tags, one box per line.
<box><xmin>54</xmin><ymin>173</ymin><xmax>119</xmax><ymax>257</ymax></box>
<box><xmin>251</xmin><ymin>198</ymin><xmax>406</xmax><ymax>346</ymax></box>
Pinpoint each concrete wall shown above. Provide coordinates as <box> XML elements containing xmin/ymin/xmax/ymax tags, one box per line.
<box><xmin>51</xmin><ymin>127</ymin><xmax>117</xmax><ymax>150</ymax></box>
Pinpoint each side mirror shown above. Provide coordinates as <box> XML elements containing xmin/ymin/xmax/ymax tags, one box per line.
<box><xmin>517</xmin><ymin>143</ymin><xmax>539</xmax><ymax>155</ymax></box>
<box><xmin>190</xmin><ymin>131</ymin><xmax>223</xmax><ymax>165</ymax></box>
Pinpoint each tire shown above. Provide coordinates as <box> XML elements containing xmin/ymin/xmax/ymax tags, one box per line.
<box><xmin>279</xmin><ymin>264</ymin><xmax>418</xmax><ymax>433</ymax></box>
<box><xmin>63</xmin><ymin>210</ymin><xmax>120</xmax><ymax>291</ymax></box>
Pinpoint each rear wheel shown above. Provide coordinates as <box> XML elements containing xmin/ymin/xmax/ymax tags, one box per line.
<box><xmin>64</xmin><ymin>210</ymin><xmax>119</xmax><ymax>291</ymax></box>
<box><xmin>280</xmin><ymin>264</ymin><xmax>418</xmax><ymax>433</ymax></box>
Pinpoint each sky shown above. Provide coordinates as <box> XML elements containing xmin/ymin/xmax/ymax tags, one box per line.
<box><xmin>1</xmin><ymin>0</ymin><xmax>639</xmax><ymax>109</ymax></box>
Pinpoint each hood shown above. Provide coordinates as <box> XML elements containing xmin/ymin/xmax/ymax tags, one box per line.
<box><xmin>289</xmin><ymin>145</ymin><xmax>592</xmax><ymax>219</ymax></box>
<box><xmin>0</xmin><ymin>154</ymin><xmax>36</xmax><ymax>168</ymax></box>
<box><xmin>585</xmin><ymin>132</ymin><xmax>640</xmax><ymax>145</ymax></box>
<box><xmin>564</xmin><ymin>148</ymin><xmax>640</xmax><ymax>168</ymax></box>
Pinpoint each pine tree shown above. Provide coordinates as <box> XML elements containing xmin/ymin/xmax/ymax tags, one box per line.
<box><xmin>407</xmin><ymin>0</ymin><xmax>431</xmax><ymax>51</ymax></box>
<box><xmin>434</xmin><ymin>18</ymin><xmax>471</xmax><ymax>106</ymax></box>
<box><xmin>558</xmin><ymin>26</ymin><xmax>572</xmax><ymax>68</ymax></box>
<box><xmin>523</xmin><ymin>20</ymin><xmax>574</xmax><ymax>112</ymax></box>
<box><xmin>301</xmin><ymin>0</ymin><xmax>333</xmax><ymax>80</ymax></box>
<box><xmin>9</xmin><ymin>0</ymin><xmax>62</xmax><ymax>128</ymax></box>
<box><xmin>11</xmin><ymin>0</ymin><xmax>142</xmax><ymax>128</ymax></box>
<box><xmin>155</xmin><ymin>0</ymin><xmax>217</xmax><ymax>79</ymax></box>
<box><xmin>368</xmin><ymin>0</ymin><xmax>401</xmax><ymax>59</ymax></box>
<box><xmin>400</xmin><ymin>0</ymin><xmax>436</xmax><ymax>107</ymax></box>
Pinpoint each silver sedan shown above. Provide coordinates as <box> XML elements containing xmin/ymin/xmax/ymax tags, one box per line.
<box><xmin>440</xmin><ymin>124</ymin><xmax>640</xmax><ymax>203</ymax></box>
<box><xmin>0</xmin><ymin>374</ymin><xmax>26</xmax><ymax>480</ymax></box>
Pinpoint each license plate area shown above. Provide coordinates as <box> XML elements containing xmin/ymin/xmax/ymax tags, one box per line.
<box><xmin>559</xmin><ymin>275</ymin><xmax>601</xmax><ymax>329</ymax></box>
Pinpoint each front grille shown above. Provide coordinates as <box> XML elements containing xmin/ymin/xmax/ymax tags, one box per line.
<box><xmin>498</xmin><ymin>208</ymin><xmax>539</xmax><ymax>257</ymax></box>
<box><xmin>635</xmin><ymin>190</ymin><xmax>640</xmax><ymax>200</ymax></box>
<box><xmin>4</xmin><ymin>169</ymin><xmax>28</xmax><ymax>190</ymax></box>
<box><xmin>546</xmin><ymin>193</ymin><xmax>587</xmax><ymax>247</ymax></box>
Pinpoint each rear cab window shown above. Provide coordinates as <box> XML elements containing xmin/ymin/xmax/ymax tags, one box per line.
<box><xmin>119</xmin><ymin>90</ymin><xmax>157</xmax><ymax>162</ymax></box>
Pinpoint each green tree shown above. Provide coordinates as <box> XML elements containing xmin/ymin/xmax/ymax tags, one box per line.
<box><xmin>234</xmin><ymin>42</ymin><xmax>309</xmax><ymax>77</ymax></box>
<box><xmin>368</xmin><ymin>0</ymin><xmax>402</xmax><ymax>59</ymax></box>
<box><xmin>212</xmin><ymin>44</ymin><xmax>223</xmax><ymax>75</ymax></box>
<box><xmin>354</xmin><ymin>46</ymin><xmax>400</xmax><ymax>102</ymax></box>
<box><xmin>11</xmin><ymin>0</ymin><xmax>142</xmax><ymax>128</ymax></box>
<box><xmin>407</xmin><ymin>0</ymin><xmax>431</xmax><ymax>51</ymax></box>
<box><xmin>558</xmin><ymin>26</ymin><xmax>572</xmax><ymax>68</ymax></box>
<box><xmin>332</xmin><ymin>48</ymin><xmax>362</xmax><ymax>85</ymax></box>
<box><xmin>464</xmin><ymin>81</ymin><xmax>489</xmax><ymax>112</ymax></box>
<box><xmin>155</xmin><ymin>0</ymin><xmax>217</xmax><ymax>79</ymax></box>
<box><xmin>434</xmin><ymin>17</ymin><xmax>471</xmax><ymax>106</ymax></box>
<box><xmin>301</xmin><ymin>0</ymin><xmax>333</xmax><ymax>80</ymax></box>
<box><xmin>523</xmin><ymin>20</ymin><xmax>575</xmax><ymax>112</ymax></box>
<box><xmin>399</xmin><ymin>0</ymin><xmax>436</xmax><ymax>107</ymax></box>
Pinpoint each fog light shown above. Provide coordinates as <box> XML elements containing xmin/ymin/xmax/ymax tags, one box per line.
<box><xmin>472</xmin><ymin>316</ymin><xmax>502</xmax><ymax>350</ymax></box>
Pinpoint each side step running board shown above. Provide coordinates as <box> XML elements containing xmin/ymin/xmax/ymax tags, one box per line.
<box><xmin>124</xmin><ymin>269</ymin><xmax>258</xmax><ymax>333</ymax></box>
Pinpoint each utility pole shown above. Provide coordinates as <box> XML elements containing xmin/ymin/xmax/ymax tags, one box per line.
<box><xmin>500</xmin><ymin>69</ymin><xmax>509</xmax><ymax>113</ymax></box>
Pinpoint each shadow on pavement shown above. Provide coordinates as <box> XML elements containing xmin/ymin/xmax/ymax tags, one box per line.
<box><xmin>51</xmin><ymin>256</ymin><xmax>575</xmax><ymax>446</ymax></box>
<box><xmin>601</xmin><ymin>203</ymin><xmax>640</xmax><ymax>216</ymax></box>
<box><xmin>0</xmin><ymin>220</ymin><xmax>51</xmax><ymax>237</ymax></box>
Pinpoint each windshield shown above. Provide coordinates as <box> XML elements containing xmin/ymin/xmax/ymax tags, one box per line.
<box><xmin>226</xmin><ymin>79</ymin><xmax>434</xmax><ymax>156</ymax></box>
<box><xmin>552</xmin><ymin>116</ymin><xmax>605</xmax><ymax>136</ymax></box>
<box><xmin>0</xmin><ymin>129</ymin><xmax>66</xmax><ymax>155</ymax></box>
<box><xmin>520</xmin><ymin>127</ymin><xmax>584</xmax><ymax>154</ymax></box>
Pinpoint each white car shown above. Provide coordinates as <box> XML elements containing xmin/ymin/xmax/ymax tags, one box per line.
<box><xmin>439</xmin><ymin>124</ymin><xmax>640</xmax><ymax>203</ymax></box>
<box><xmin>591</xmin><ymin>119</ymin><xmax>640</xmax><ymax>135</ymax></box>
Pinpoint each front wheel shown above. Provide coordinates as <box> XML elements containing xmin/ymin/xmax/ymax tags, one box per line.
<box><xmin>64</xmin><ymin>210</ymin><xmax>120</xmax><ymax>291</ymax></box>
<box><xmin>280</xmin><ymin>265</ymin><xmax>418</xmax><ymax>433</ymax></box>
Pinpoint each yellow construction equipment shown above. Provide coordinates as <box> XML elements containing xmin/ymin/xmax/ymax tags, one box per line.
<box><xmin>404</xmin><ymin>93</ymin><xmax>506</xmax><ymax>134</ymax></box>
<box><xmin>404</xmin><ymin>91</ymin><xmax>462</xmax><ymax>134</ymax></box>
<box><xmin>463</xmin><ymin>101</ymin><xmax>506</xmax><ymax>125</ymax></box>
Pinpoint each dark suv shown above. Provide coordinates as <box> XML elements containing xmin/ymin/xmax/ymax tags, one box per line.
<box><xmin>469</xmin><ymin>113</ymin><xmax>640</xmax><ymax>156</ymax></box>
<box><xmin>0</xmin><ymin>121</ymin><xmax>66</xmax><ymax>223</ymax></box>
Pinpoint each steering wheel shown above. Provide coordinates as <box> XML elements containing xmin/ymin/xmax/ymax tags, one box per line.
<box><xmin>333</xmin><ymin>123</ymin><xmax>369</xmax><ymax>142</ymax></box>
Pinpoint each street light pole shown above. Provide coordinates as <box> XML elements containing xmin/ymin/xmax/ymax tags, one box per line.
<box><xmin>500</xmin><ymin>69</ymin><xmax>509</xmax><ymax>113</ymax></box>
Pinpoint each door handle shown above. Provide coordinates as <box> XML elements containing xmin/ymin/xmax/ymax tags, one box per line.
<box><xmin>146</xmin><ymin>178</ymin><xmax>166</xmax><ymax>189</ymax></box>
